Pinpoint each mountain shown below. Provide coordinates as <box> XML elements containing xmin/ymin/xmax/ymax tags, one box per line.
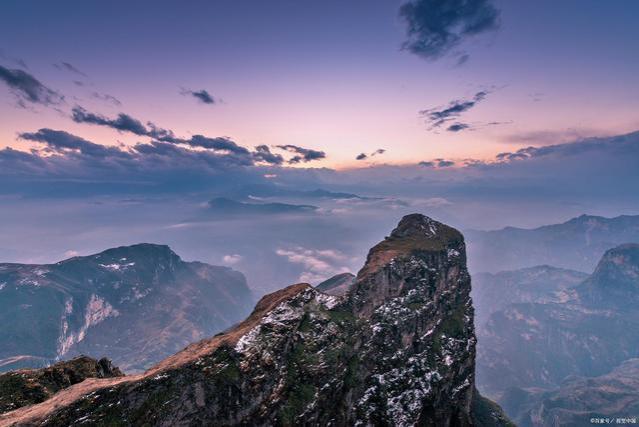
<box><xmin>315</xmin><ymin>272</ymin><xmax>356</xmax><ymax>296</ymax></box>
<box><xmin>466</xmin><ymin>214</ymin><xmax>639</xmax><ymax>273</ymax></box>
<box><xmin>221</xmin><ymin>184</ymin><xmax>368</xmax><ymax>201</ymax></box>
<box><xmin>0</xmin><ymin>214</ymin><xmax>511</xmax><ymax>426</ymax></box>
<box><xmin>501</xmin><ymin>359</ymin><xmax>639</xmax><ymax>427</ymax></box>
<box><xmin>0</xmin><ymin>356</ymin><xmax>122</xmax><ymax>414</ymax></box>
<box><xmin>0</xmin><ymin>244</ymin><xmax>254</xmax><ymax>373</ymax></box>
<box><xmin>206</xmin><ymin>197</ymin><xmax>317</xmax><ymax>215</ymax></box>
<box><xmin>472</xmin><ymin>265</ymin><xmax>587</xmax><ymax>326</ymax></box>
<box><xmin>476</xmin><ymin>244</ymin><xmax>639</xmax><ymax>409</ymax></box>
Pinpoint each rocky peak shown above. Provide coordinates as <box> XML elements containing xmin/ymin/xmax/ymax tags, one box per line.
<box><xmin>577</xmin><ymin>243</ymin><xmax>639</xmax><ymax>305</ymax></box>
<box><xmin>0</xmin><ymin>214</ymin><xmax>508</xmax><ymax>427</ymax></box>
<box><xmin>353</xmin><ymin>214</ymin><xmax>467</xmax><ymax>317</ymax></box>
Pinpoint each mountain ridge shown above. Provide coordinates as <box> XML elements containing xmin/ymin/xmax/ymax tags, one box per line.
<box><xmin>0</xmin><ymin>214</ymin><xmax>511</xmax><ymax>427</ymax></box>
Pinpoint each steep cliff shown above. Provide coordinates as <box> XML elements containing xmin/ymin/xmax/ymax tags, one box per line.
<box><xmin>0</xmin><ymin>214</ymin><xmax>509</xmax><ymax>426</ymax></box>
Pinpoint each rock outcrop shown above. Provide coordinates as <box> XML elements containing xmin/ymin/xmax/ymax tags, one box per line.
<box><xmin>315</xmin><ymin>272</ymin><xmax>356</xmax><ymax>296</ymax></box>
<box><xmin>0</xmin><ymin>356</ymin><xmax>122</xmax><ymax>414</ymax></box>
<box><xmin>0</xmin><ymin>214</ymin><xmax>509</xmax><ymax>426</ymax></box>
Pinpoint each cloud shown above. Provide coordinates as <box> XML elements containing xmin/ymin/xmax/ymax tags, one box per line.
<box><xmin>72</xmin><ymin>106</ymin><xmax>149</xmax><ymax>135</ymax></box>
<box><xmin>355</xmin><ymin>148</ymin><xmax>386</xmax><ymax>161</ymax></box>
<box><xmin>399</xmin><ymin>0</ymin><xmax>500</xmax><ymax>60</ymax></box>
<box><xmin>447</xmin><ymin>123</ymin><xmax>471</xmax><ymax>132</ymax></box>
<box><xmin>19</xmin><ymin>128</ymin><xmax>126</xmax><ymax>158</ymax></box>
<box><xmin>181</xmin><ymin>88</ymin><xmax>217</xmax><ymax>105</ymax></box>
<box><xmin>276</xmin><ymin>246</ymin><xmax>350</xmax><ymax>284</ymax></box>
<box><xmin>0</xmin><ymin>65</ymin><xmax>63</xmax><ymax>106</ymax></box>
<box><xmin>70</xmin><ymin>106</ymin><xmax>285</xmax><ymax>166</ymax></box>
<box><xmin>253</xmin><ymin>145</ymin><xmax>284</xmax><ymax>165</ymax></box>
<box><xmin>222</xmin><ymin>254</ymin><xmax>242</xmax><ymax>265</ymax></box>
<box><xmin>91</xmin><ymin>92</ymin><xmax>122</xmax><ymax>106</ymax></box>
<box><xmin>419</xmin><ymin>90</ymin><xmax>487</xmax><ymax>130</ymax></box>
<box><xmin>54</xmin><ymin>62</ymin><xmax>87</xmax><ymax>77</ymax></box>
<box><xmin>437</xmin><ymin>159</ymin><xmax>455</xmax><ymax>167</ymax></box>
<box><xmin>276</xmin><ymin>144</ymin><xmax>327</xmax><ymax>164</ymax></box>
<box><xmin>419</xmin><ymin>158</ymin><xmax>455</xmax><ymax>168</ymax></box>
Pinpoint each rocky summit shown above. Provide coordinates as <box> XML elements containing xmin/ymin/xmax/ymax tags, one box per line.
<box><xmin>0</xmin><ymin>214</ymin><xmax>510</xmax><ymax>427</ymax></box>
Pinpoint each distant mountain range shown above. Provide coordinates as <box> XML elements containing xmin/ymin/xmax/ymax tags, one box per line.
<box><xmin>501</xmin><ymin>358</ymin><xmax>639</xmax><ymax>427</ymax></box>
<box><xmin>206</xmin><ymin>197</ymin><xmax>318</xmax><ymax>216</ymax></box>
<box><xmin>472</xmin><ymin>265</ymin><xmax>587</xmax><ymax>326</ymax></box>
<box><xmin>475</xmin><ymin>244</ymin><xmax>639</xmax><ymax>425</ymax></box>
<box><xmin>466</xmin><ymin>214</ymin><xmax>639</xmax><ymax>273</ymax></box>
<box><xmin>0</xmin><ymin>244</ymin><xmax>254</xmax><ymax>373</ymax></box>
<box><xmin>221</xmin><ymin>184</ymin><xmax>368</xmax><ymax>201</ymax></box>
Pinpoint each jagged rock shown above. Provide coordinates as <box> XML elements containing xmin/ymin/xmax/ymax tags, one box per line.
<box><xmin>315</xmin><ymin>272</ymin><xmax>356</xmax><ymax>296</ymax></box>
<box><xmin>0</xmin><ymin>214</ymin><xmax>509</xmax><ymax>426</ymax></box>
<box><xmin>0</xmin><ymin>244</ymin><xmax>254</xmax><ymax>373</ymax></box>
<box><xmin>0</xmin><ymin>356</ymin><xmax>123</xmax><ymax>414</ymax></box>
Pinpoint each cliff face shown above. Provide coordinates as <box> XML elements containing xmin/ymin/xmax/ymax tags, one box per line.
<box><xmin>0</xmin><ymin>214</ymin><xmax>509</xmax><ymax>427</ymax></box>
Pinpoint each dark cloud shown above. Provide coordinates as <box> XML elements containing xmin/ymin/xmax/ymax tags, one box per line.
<box><xmin>72</xmin><ymin>106</ymin><xmax>149</xmax><ymax>135</ymax></box>
<box><xmin>253</xmin><ymin>145</ymin><xmax>284</xmax><ymax>165</ymax></box>
<box><xmin>19</xmin><ymin>129</ymin><xmax>126</xmax><ymax>158</ymax></box>
<box><xmin>399</xmin><ymin>0</ymin><xmax>500</xmax><ymax>60</ymax></box>
<box><xmin>356</xmin><ymin>148</ymin><xmax>386</xmax><ymax>161</ymax></box>
<box><xmin>181</xmin><ymin>88</ymin><xmax>217</xmax><ymax>105</ymax></box>
<box><xmin>437</xmin><ymin>159</ymin><xmax>455</xmax><ymax>167</ymax></box>
<box><xmin>54</xmin><ymin>62</ymin><xmax>87</xmax><ymax>77</ymax></box>
<box><xmin>447</xmin><ymin>123</ymin><xmax>470</xmax><ymax>132</ymax></box>
<box><xmin>71</xmin><ymin>106</ymin><xmax>286</xmax><ymax>166</ymax></box>
<box><xmin>276</xmin><ymin>145</ymin><xmax>327</xmax><ymax>164</ymax></box>
<box><xmin>0</xmin><ymin>65</ymin><xmax>63</xmax><ymax>106</ymax></box>
<box><xmin>419</xmin><ymin>90</ymin><xmax>487</xmax><ymax>130</ymax></box>
<box><xmin>418</xmin><ymin>159</ymin><xmax>455</xmax><ymax>167</ymax></box>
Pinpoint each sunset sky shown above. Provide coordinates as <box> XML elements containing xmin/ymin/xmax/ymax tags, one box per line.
<box><xmin>2</xmin><ymin>0</ymin><xmax>639</xmax><ymax>168</ymax></box>
<box><xmin>1</xmin><ymin>0</ymin><xmax>639</xmax><ymax>290</ymax></box>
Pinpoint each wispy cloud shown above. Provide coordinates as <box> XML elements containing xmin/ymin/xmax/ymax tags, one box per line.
<box><xmin>355</xmin><ymin>148</ymin><xmax>386</xmax><ymax>161</ymax></box>
<box><xmin>419</xmin><ymin>90</ymin><xmax>488</xmax><ymax>131</ymax></box>
<box><xmin>53</xmin><ymin>62</ymin><xmax>88</xmax><ymax>77</ymax></box>
<box><xmin>0</xmin><ymin>65</ymin><xmax>63</xmax><ymax>107</ymax></box>
<box><xmin>180</xmin><ymin>88</ymin><xmax>217</xmax><ymax>105</ymax></box>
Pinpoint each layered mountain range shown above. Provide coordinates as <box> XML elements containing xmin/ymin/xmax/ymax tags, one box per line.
<box><xmin>0</xmin><ymin>244</ymin><xmax>254</xmax><ymax>373</ymax></box>
<box><xmin>466</xmin><ymin>214</ymin><xmax>639</xmax><ymax>273</ymax></box>
<box><xmin>0</xmin><ymin>214</ymin><xmax>511</xmax><ymax>426</ymax></box>
<box><xmin>474</xmin><ymin>244</ymin><xmax>639</xmax><ymax>425</ymax></box>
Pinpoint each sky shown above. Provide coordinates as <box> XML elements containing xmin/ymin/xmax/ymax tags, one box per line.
<box><xmin>1</xmin><ymin>0</ymin><xmax>639</xmax><ymax>293</ymax></box>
